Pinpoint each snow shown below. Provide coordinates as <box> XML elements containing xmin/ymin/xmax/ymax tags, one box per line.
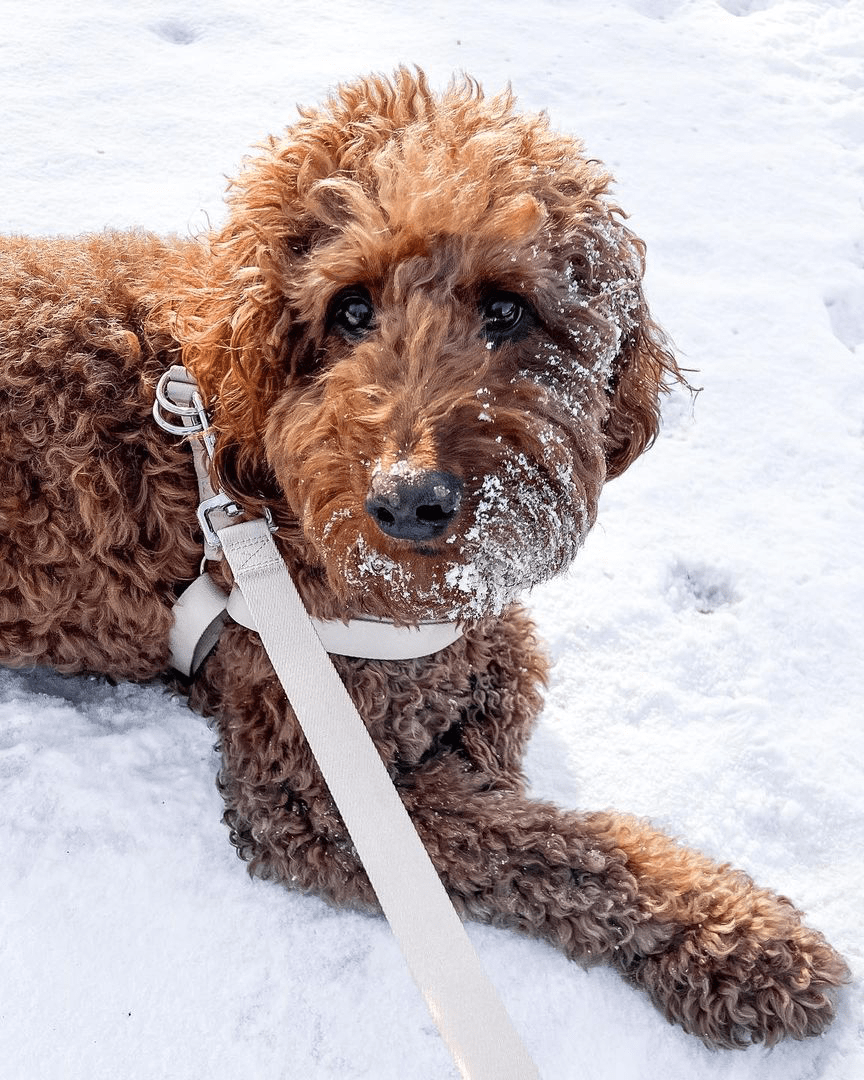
<box><xmin>1</xmin><ymin>0</ymin><xmax>862</xmax><ymax>1078</ymax></box>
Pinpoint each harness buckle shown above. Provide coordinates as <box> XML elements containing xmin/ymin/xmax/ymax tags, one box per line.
<box><xmin>197</xmin><ymin>493</ymin><xmax>244</xmax><ymax>549</ymax></box>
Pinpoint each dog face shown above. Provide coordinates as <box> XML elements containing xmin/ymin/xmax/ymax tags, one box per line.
<box><xmin>180</xmin><ymin>71</ymin><xmax>677</xmax><ymax>622</ymax></box>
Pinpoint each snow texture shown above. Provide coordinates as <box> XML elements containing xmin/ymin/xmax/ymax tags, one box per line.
<box><xmin>1</xmin><ymin>1</ymin><xmax>862</xmax><ymax>1078</ymax></box>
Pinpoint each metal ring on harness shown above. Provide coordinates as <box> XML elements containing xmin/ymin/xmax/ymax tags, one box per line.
<box><xmin>153</xmin><ymin>369</ymin><xmax>217</xmax><ymax>460</ymax></box>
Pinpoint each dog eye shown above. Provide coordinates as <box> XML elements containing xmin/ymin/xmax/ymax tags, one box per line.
<box><xmin>329</xmin><ymin>287</ymin><xmax>375</xmax><ymax>338</ymax></box>
<box><xmin>482</xmin><ymin>292</ymin><xmax>527</xmax><ymax>344</ymax></box>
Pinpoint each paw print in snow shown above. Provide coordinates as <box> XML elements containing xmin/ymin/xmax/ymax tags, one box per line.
<box><xmin>824</xmin><ymin>280</ymin><xmax>864</xmax><ymax>352</ymax></box>
<box><xmin>152</xmin><ymin>20</ymin><xmax>200</xmax><ymax>45</ymax></box>
<box><xmin>666</xmin><ymin>558</ymin><xmax>738</xmax><ymax>614</ymax></box>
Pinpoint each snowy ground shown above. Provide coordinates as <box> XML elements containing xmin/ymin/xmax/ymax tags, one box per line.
<box><xmin>1</xmin><ymin>1</ymin><xmax>862</xmax><ymax>1077</ymax></box>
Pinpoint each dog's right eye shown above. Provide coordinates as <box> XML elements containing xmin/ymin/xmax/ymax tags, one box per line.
<box><xmin>481</xmin><ymin>290</ymin><xmax>532</xmax><ymax>346</ymax></box>
<box><xmin>328</xmin><ymin>287</ymin><xmax>375</xmax><ymax>339</ymax></box>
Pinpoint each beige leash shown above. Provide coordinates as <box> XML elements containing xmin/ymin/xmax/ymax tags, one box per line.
<box><xmin>220</xmin><ymin>519</ymin><xmax>540</xmax><ymax>1080</ymax></box>
<box><xmin>155</xmin><ymin>367</ymin><xmax>541</xmax><ymax>1080</ymax></box>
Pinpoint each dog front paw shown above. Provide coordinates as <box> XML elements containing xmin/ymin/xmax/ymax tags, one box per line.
<box><xmin>622</xmin><ymin>894</ymin><xmax>849</xmax><ymax>1047</ymax></box>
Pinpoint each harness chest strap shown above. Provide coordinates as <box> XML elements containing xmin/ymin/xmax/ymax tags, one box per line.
<box><xmin>225</xmin><ymin>586</ymin><xmax>465</xmax><ymax>659</ymax></box>
<box><xmin>169</xmin><ymin>571</ymin><xmax>466</xmax><ymax>676</ymax></box>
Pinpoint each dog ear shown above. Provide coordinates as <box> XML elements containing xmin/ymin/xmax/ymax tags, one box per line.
<box><xmin>604</xmin><ymin>294</ymin><xmax>680</xmax><ymax>480</ymax></box>
<box><xmin>576</xmin><ymin>221</ymin><xmax>681</xmax><ymax>481</ymax></box>
<box><xmin>173</xmin><ymin>134</ymin><xmax>330</xmax><ymax>510</ymax></box>
<box><xmin>177</xmin><ymin>187</ymin><xmax>312</xmax><ymax>422</ymax></box>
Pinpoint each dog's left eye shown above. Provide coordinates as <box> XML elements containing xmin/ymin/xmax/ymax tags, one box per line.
<box><xmin>329</xmin><ymin>288</ymin><xmax>375</xmax><ymax>338</ymax></box>
<box><xmin>482</xmin><ymin>292</ymin><xmax>528</xmax><ymax>344</ymax></box>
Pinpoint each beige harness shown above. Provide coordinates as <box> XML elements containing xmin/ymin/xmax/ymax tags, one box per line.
<box><xmin>153</xmin><ymin>366</ymin><xmax>540</xmax><ymax>1080</ymax></box>
<box><xmin>153</xmin><ymin>366</ymin><xmax>464</xmax><ymax>676</ymax></box>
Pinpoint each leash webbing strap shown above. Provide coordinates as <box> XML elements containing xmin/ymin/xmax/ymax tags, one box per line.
<box><xmin>219</xmin><ymin>517</ymin><xmax>540</xmax><ymax>1080</ymax></box>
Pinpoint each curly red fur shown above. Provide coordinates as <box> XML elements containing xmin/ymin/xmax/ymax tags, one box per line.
<box><xmin>0</xmin><ymin>69</ymin><xmax>847</xmax><ymax>1047</ymax></box>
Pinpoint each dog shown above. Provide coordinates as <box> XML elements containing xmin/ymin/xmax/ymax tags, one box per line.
<box><xmin>0</xmin><ymin>69</ymin><xmax>848</xmax><ymax>1048</ymax></box>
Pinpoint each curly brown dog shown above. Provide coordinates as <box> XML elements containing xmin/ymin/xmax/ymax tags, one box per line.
<box><xmin>0</xmin><ymin>70</ymin><xmax>848</xmax><ymax>1047</ymax></box>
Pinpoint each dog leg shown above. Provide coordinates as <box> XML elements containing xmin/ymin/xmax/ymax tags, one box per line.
<box><xmin>212</xmin><ymin>723</ymin><xmax>846</xmax><ymax>1046</ymax></box>
<box><xmin>581</xmin><ymin>812</ymin><xmax>850</xmax><ymax>1047</ymax></box>
<box><xmin>399</xmin><ymin>775</ymin><xmax>849</xmax><ymax>1047</ymax></box>
<box><xmin>191</xmin><ymin>629</ymin><xmax>846</xmax><ymax>1047</ymax></box>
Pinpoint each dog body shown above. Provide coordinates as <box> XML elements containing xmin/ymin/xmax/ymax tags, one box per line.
<box><xmin>0</xmin><ymin>72</ymin><xmax>847</xmax><ymax>1047</ymax></box>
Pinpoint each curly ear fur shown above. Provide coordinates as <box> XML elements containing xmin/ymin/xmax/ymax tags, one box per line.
<box><xmin>600</xmin><ymin>231</ymin><xmax>681</xmax><ymax>480</ymax></box>
<box><xmin>605</xmin><ymin>318</ymin><xmax>679</xmax><ymax>479</ymax></box>
<box><xmin>174</xmin><ymin>176</ymin><xmax>312</xmax><ymax>516</ymax></box>
<box><xmin>550</xmin><ymin>202</ymin><xmax>681</xmax><ymax>482</ymax></box>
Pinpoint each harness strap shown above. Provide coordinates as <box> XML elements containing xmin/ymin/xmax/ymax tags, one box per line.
<box><xmin>169</xmin><ymin>572</ymin><xmax>228</xmax><ymax>677</ymax></box>
<box><xmin>169</xmin><ymin>574</ymin><xmax>466</xmax><ymax>676</ymax></box>
<box><xmin>219</xmin><ymin>517</ymin><xmax>540</xmax><ymax>1080</ymax></box>
<box><xmin>226</xmin><ymin>586</ymin><xmax>465</xmax><ymax>660</ymax></box>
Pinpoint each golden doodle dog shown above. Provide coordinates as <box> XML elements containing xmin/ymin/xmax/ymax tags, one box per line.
<box><xmin>0</xmin><ymin>69</ymin><xmax>847</xmax><ymax>1046</ymax></box>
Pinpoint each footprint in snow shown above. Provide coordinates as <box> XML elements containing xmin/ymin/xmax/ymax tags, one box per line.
<box><xmin>152</xmin><ymin>20</ymin><xmax>200</xmax><ymax>45</ymax></box>
<box><xmin>665</xmin><ymin>558</ymin><xmax>739</xmax><ymax>614</ymax></box>
<box><xmin>713</xmin><ymin>0</ymin><xmax>778</xmax><ymax>15</ymax></box>
<box><xmin>824</xmin><ymin>280</ymin><xmax>864</xmax><ymax>351</ymax></box>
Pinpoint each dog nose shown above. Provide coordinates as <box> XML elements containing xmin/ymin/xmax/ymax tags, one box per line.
<box><xmin>365</xmin><ymin>469</ymin><xmax>463</xmax><ymax>542</ymax></box>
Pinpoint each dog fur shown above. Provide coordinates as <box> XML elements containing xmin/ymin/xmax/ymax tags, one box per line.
<box><xmin>0</xmin><ymin>70</ymin><xmax>848</xmax><ymax>1047</ymax></box>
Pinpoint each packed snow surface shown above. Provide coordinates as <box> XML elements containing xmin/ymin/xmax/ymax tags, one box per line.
<box><xmin>1</xmin><ymin>1</ymin><xmax>862</xmax><ymax>1078</ymax></box>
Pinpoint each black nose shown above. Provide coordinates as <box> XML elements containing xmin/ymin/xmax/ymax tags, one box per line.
<box><xmin>365</xmin><ymin>469</ymin><xmax>463</xmax><ymax>542</ymax></box>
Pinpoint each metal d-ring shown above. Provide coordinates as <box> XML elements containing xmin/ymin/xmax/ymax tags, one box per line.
<box><xmin>153</xmin><ymin>370</ymin><xmax>217</xmax><ymax>460</ymax></box>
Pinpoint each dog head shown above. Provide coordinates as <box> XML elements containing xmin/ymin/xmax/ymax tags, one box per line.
<box><xmin>180</xmin><ymin>69</ymin><xmax>679</xmax><ymax>622</ymax></box>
